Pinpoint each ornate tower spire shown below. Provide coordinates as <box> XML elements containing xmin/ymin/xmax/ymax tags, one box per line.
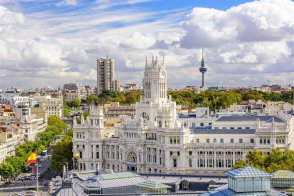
<box><xmin>145</xmin><ymin>57</ymin><xmax>148</xmax><ymax>68</ymax></box>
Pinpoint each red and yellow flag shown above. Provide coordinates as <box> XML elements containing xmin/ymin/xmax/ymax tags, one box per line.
<box><xmin>27</xmin><ymin>150</ymin><xmax>37</xmax><ymax>164</ymax></box>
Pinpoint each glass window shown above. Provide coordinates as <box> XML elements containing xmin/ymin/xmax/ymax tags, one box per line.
<box><xmin>173</xmin><ymin>159</ymin><xmax>177</xmax><ymax>167</ymax></box>
<box><xmin>213</xmin><ymin>138</ymin><xmax>217</xmax><ymax>143</ymax></box>
<box><xmin>230</xmin><ymin>139</ymin><xmax>234</xmax><ymax>143</ymax></box>
<box><xmin>239</xmin><ymin>139</ymin><xmax>243</xmax><ymax>143</ymax></box>
<box><xmin>220</xmin><ymin>139</ymin><xmax>224</xmax><ymax>143</ymax></box>
<box><xmin>189</xmin><ymin>151</ymin><xmax>192</xmax><ymax>156</ymax></box>
<box><xmin>189</xmin><ymin>159</ymin><xmax>192</xmax><ymax>167</ymax></box>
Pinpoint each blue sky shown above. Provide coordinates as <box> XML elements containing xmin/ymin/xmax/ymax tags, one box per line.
<box><xmin>0</xmin><ymin>0</ymin><xmax>293</xmax><ymax>88</ymax></box>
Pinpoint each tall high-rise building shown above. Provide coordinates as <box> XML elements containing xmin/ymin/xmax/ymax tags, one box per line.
<box><xmin>96</xmin><ymin>58</ymin><xmax>120</xmax><ymax>95</ymax></box>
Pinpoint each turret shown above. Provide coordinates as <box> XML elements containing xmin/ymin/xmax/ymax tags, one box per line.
<box><xmin>143</xmin><ymin>56</ymin><xmax>167</xmax><ymax>104</ymax></box>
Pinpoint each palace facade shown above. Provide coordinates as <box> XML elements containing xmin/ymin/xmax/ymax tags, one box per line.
<box><xmin>73</xmin><ymin>58</ymin><xmax>294</xmax><ymax>175</ymax></box>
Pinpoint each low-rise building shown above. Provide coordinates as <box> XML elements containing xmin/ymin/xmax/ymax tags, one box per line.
<box><xmin>64</xmin><ymin>90</ymin><xmax>81</xmax><ymax>102</ymax></box>
<box><xmin>32</xmin><ymin>95</ymin><xmax>63</xmax><ymax>118</ymax></box>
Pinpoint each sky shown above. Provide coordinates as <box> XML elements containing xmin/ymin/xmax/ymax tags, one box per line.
<box><xmin>0</xmin><ymin>0</ymin><xmax>293</xmax><ymax>89</ymax></box>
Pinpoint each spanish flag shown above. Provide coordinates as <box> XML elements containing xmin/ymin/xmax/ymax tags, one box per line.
<box><xmin>27</xmin><ymin>150</ymin><xmax>37</xmax><ymax>164</ymax></box>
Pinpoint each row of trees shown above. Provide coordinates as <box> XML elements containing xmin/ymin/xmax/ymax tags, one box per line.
<box><xmin>169</xmin><ymin>90</ymin><xmax>294</xmax><ymax>110</ymax></box>
<box><xmin>83</xmin><ymin>90</ymin><xmax>293</xmax><ymax>110</ymax></box>
<box><xmin>0</xmin><ymin>116</ymin><xmax>66</xmax><ymax>181</ymax></box>
<box><xmin>86</xmin><ymin>90</ymin><xmax>140</xmax><ymax>106</ymax></box>
<box><xmin>233</xmin><ymin>148</ymin><xmax>294</xmax><ymax>173</ymax></box>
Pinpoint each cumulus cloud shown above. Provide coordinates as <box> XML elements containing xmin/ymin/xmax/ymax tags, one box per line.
<box><xmin>120</xmin><ymin>32</ymin><xmax>156</xmax><ymax>49</ymax></box>
<box><xmin>180</xmin><ymin>0</ymin><xmax>294</xmax><ymax>48</ymax></box>
<box><xmin>178</xmin><ymin>0</ymin><xmax>294</xmax><ymax>87</ymax></box>
<box><xmin>0</xmin><ymin>0</ymin><xmax>293</xmax><ymax>89</ymax></box>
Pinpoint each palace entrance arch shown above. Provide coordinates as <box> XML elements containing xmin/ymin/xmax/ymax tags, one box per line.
<box><xmin>126</xmin><ymin>152</ymin><xmax>137</xmax><ymax>172</ymax></box>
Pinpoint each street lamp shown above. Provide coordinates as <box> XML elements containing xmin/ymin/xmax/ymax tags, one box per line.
<box><xmin>73</xmin><ymin>153</ymin><xmax>79</xmax><ymax>171</ymax></box>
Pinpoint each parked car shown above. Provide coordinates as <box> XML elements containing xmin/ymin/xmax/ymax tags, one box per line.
<box><xmin>16</xmin><ymin>176</ymin><xmax>24</xmax><ymax>181</ymax></box>
<box><xmin>24</xmin><ymin>176</ymin><xmax>31</xmax><ymax>180</ymax></box>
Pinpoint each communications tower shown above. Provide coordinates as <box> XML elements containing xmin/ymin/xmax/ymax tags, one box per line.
<box><xmin>199</xmin><ymin>49</ymin><xmax>207</xmax><ymax>88</ymax></box>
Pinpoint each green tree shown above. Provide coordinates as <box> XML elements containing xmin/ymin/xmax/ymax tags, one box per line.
<box><xmin>83</xmin><ymin>111</ymin><xmax>89</xmax><ymax>120</ymax></box>
<box><xmin>86</xmin><ymin>95</ymin><xmax>99</xmax><ymax>105</ymax></box>
<box><xmin>63</xmin><ymin>103</ymin><xmax>70</xmax><ymax>118</ymax></box>
<box><xmin>125</xmin><ymin>91</ymin><xmax>140</xmax><ymax>105</ymax></box>
<box><xmin>0</xmin><ymin>162</ymin><xmax>15</xmax><ymax>181</ymax></box>
<box><xmin>71</xmin><ymin>99</ymin><xmax>81</xmax><ymax>108</ymax></box>
<box><xmin>5</xmin><ymin>156</ymin><xmax>25</xmax><ymax>172</ymax></box>
<box><xmin>232</xmin><ymin>159</ymin><xmax>247</xmax><ymax>169</ymax></box>
<box><xmin>48</xmin><ymin>115</ymin><xmax>66</xmax><ymax>130</ymax></box>
<box><xmin>51</xmin><ymin>130</ymin><xmax>73</xmax><ymax>172</ymax></box>
<box><xmin>246</xmin><ymin>150</ymin><xmax>264</xmax><ymax>169</ymax></box>
<box><xmin>242</xmin><ymin>90</ymin><xmax>263</xmax><ymax>101</ymax></box>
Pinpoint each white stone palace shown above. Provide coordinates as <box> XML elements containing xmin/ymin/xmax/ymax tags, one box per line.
<box><xmin>73</xmin><ymin>57</ymin><xmax>294</xmax><ymax>175</ymax></box>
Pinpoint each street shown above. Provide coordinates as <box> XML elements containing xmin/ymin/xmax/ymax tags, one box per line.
<box><xmin>0</xmin><ymin>154</ymin><xmax>58</xmax><ymax>193</ymax></box>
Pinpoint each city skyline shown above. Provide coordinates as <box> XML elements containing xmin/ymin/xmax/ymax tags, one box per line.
<box><xmin>0</xmin><ymin>0</ymin><xmax>294</xmax><ymax>88</ymax></box>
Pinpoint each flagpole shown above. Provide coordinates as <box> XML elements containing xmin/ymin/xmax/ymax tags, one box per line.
<box><xmin>36</xmin><ymin>153</ymin><xmax>39</xmax><ymax>192</ymax></box>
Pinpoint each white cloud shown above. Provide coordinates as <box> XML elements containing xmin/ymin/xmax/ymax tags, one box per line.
<box><xmin>0</xmin><ymin>0</ymin><xmax>293</xmax><ymax>89</ymax></box>
<box><xmin>180</xmin><ymin>0</ymin><xmax>294</xmax><ymax>48</ymax></box>
<box><xmin>120</xmin><ymin>32</ymin><xmax>157</xmax><ymax>49</ymax></box>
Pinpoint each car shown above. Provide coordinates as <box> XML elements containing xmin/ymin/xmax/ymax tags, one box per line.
<box><xmin>24</xmin><ymin>176</ymin><xmax>31</xmax><ymax>180</ymax></box>
<box><xmin>24</xmin><ymin>190</ymin><xmax>35</xmax><ymax>196</ymax></box>
<box><xmin>16</xmin><ymin>176</ymin><xmax>24</xmax><ymax>181</ymax></box>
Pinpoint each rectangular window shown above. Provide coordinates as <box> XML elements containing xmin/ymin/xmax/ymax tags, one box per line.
<box><xmin>159</xmin><ymin>121</ymin><xmax>162</xmax><ymax>128</ymax></box>
<box><xmin>230</xmin><ymin>139</ymin><xmax>234</xmax><ymax>143</ymax></box>
<box><xmin>206</xmin><ymin>139</ymin><xmax>210</xmax><ymax>143</ymax></box>
<box><xmin>250</xmin><ymin>139</ymin><xmax>254</xmax><ymax>144</ymax></box>
<box><xmin>200</xmin><ymin>123</ymin><xmax>204</xmax><ymax>126</ymax></box>
<box><xmin>220</xmin><ymin>139</ymin><xmax>224</xmax><ymax>143</ymax></box>
<box><xmin>196</xmin><ymin>138</ymin><xmax>200</xmax><ymax>143</ymax></box>
<box><xmin>213</xmin><ymin>139</ymin><xmax>217</xmax><ymax>143</ymax></box>
<box><xmin>189</xmin><ymin>151</ymin><xmax>192</xmax><ymax>156</ymax></box>
<box><xmin>239</xmin><ymin>139</ymin><xmax>243</xmax><ymax>143</ymax></box>
<box><xmin>173</xmin><ymin>159</ymin><xmax>177</xmax><ymax>167</ymax></box>
<box><xmin>96</xmin><ymin>152</ymin><xmax>99</xmax><ymax>159</ymax></box>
